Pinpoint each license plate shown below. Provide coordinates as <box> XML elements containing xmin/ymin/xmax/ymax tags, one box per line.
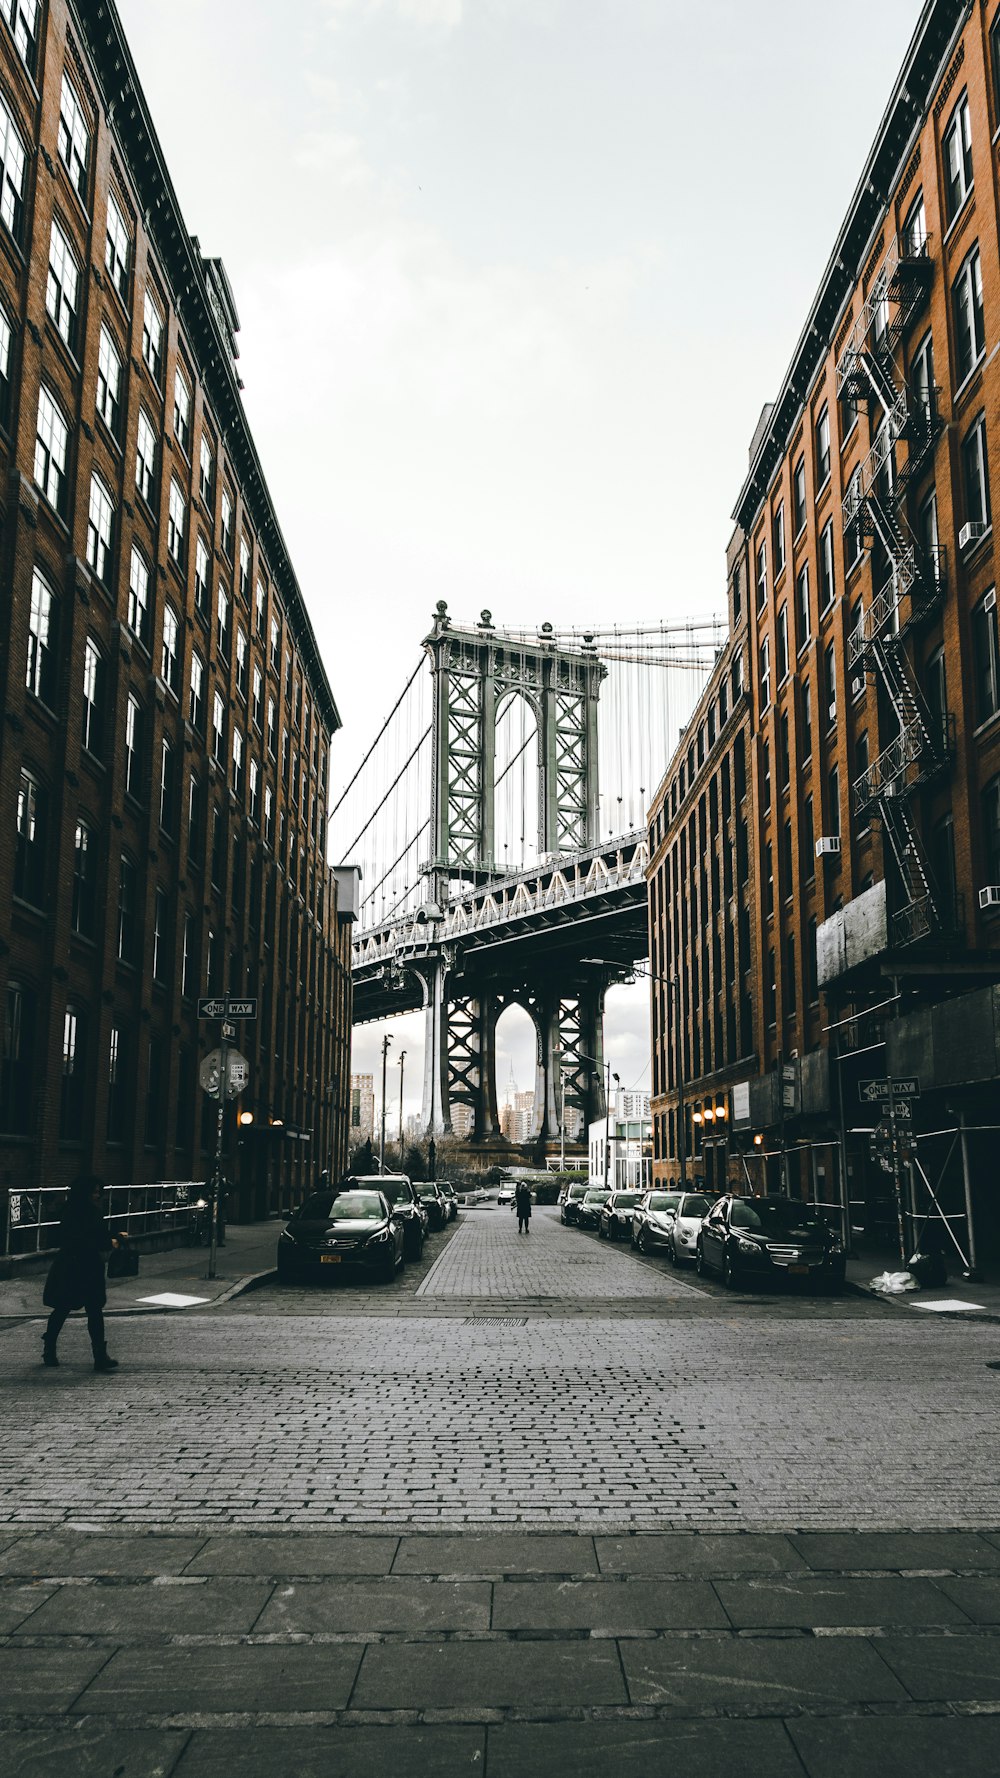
<box><xmin>787</xmin><ymin>1263</ymin><xmax>809</xmax><ymax>1275</ymax></box>
<box><xmin>320</xmin><ymin>1254</ymin><xmax>341</xmax><ymax>1265</ymax></box>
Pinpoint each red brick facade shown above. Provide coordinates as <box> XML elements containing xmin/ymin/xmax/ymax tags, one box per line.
<box><xmin>0</xmin><ymin>0</ymin><xmax>352</xmax><ymax>1225</ymax></box>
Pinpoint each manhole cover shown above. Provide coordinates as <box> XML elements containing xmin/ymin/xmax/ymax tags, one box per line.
<box><xmin>463</xmin><ymin>1317</ymin><xmax>528</xmax><ymax>1327</ymax></box>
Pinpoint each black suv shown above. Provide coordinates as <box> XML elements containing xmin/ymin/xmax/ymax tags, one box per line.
<box><xmin>697</xmin><ymin>1194</ymin><xmax>846</xmax><ymax>1291</ymax></box>
<box><xmin>416</xmin><ymin>1182</ymin><xmax>448</xmax><ymax>1231</ymax></box>
<box><xmin>354</xmin><ymin>1174</ymin><xmax>427</xmax><ymax>1259</ymax></box>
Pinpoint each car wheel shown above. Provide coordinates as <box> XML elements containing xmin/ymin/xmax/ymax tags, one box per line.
<box><xmin>695</xmin><ymin>1240</ymin><xmax>707</xmax><ymax>1276</ymax></box>
<box><xmin>666</xmin><ymin>1236</ymin><xmax>677</xmax><ymax>1266</ymax></box>
<box><xmin>722</xmin><ymin>1247</ymin><xmax>740</xmax><ymax>1290</ymax></box>
<box><xmin>636</xmin><ymin>1227</ymin><xmax>648</xmax><ymax>1255</ymax></box>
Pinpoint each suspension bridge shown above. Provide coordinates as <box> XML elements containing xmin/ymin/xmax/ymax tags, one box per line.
<box><xmin>330</xmin><ymin>603</ymin><xmax>724</xmax><ymax>1157</ymax></box>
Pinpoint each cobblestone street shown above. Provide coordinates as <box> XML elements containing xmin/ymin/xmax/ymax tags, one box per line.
<box><xmin>3</xmin><ymin>1206</ymin><xmax>1000</xmax><ymax>1772</ymax></box>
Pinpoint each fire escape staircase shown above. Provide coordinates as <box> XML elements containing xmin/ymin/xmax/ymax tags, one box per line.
<box><xmin>835</xmin><ymin>231</ymin><xmax>953</xmax><ymax>949</ymax></box>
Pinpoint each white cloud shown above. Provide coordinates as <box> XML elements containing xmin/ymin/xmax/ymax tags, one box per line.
<box><xmin>324</xmin><ymin>0</ymin><xmax>463</xmax><ymax>28</ymax></box>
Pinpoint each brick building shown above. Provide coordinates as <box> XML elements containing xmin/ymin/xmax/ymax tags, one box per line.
<box><xmin>649</xmin><ymin>0</ymin><xmax>1000</xmax><ymax>1267</ymax></box>
<box><xmin>0</xmin><ymin>0</ymin><xmax>353</xmax><ymax>1228</ymax></box>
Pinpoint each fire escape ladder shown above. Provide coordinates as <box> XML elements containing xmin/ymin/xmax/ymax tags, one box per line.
<box><xmin>871</xmin><ymin>637</ymin><xmax>937</xmax><ymax>760</ymax></box>
<box><xmin>878</xmin><ymin>795</ymin><xmax>939</xmax><ymax>946</ymax></box>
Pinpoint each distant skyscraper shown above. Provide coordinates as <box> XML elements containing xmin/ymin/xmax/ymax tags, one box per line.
<box><xmin>350</xmin><ymin>1075</ymin><xmax>375</xmax><ymax>1141</ymax></box>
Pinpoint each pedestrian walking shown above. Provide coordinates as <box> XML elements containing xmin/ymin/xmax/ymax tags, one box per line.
<box><xmin>41</xmin><ymin>1175</ymin><xmax>120</xmax><ymax>1373</ymax></box>
<box><xmin>515</xmin><ymin>1181</ymin><xmax>532</xmax><ymax>1234</ymax></box>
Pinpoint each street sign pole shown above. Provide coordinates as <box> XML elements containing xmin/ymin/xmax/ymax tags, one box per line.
<box><xmin>208</xmin><ymin>992</ymin><xmax>230</xmax><ymax>1281</ymax></box>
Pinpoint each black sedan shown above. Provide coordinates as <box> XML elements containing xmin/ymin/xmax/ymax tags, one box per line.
<box><xmin>277</xmin><ymin>1187</ymin><xmax>405</xmax><ymax>1284</ymax></box>
<box><xmin>560</xmin><ymin>1183</ymin><xmax>591</xmax><ymax>1225</ymax></box>
<box><xmin>598</xmin><ymin>1189</ymin><xmax>645</xmax><ymax>1241</ymax></box>
<box><xmin>417</xmin><ymin>1182</ymin><xmax>448</xmax><ymax>1231</ymax></box>
<box><xmin>696</xmin><ymin>1194</ymin><xmax>846</xmax><ymax>1291</ymax></box>
<box><xmin>575</xmin><ymin>1187</ymin><xmax>612</xmax><ymax>1230</ymax></box>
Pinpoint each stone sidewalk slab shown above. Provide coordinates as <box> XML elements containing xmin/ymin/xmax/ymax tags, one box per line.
<box><xmin>256</xmin><ymin>1577</ymin><xmax>491</xmax><ymax>1633</ymax></box>
<box><xmin>2</xmin><ymin>1646</ymin><xmax>112</xmax><ymax>1713</ymax></box>
<box><xmin>786</xmin><ymin>1712</ymin><xmax>1000</xmax><ymax>1778</ymax></box>
<box><xmin>790</xmin><ymin>1531</ymin><xmax>1000</xmax><ymax>1570</ymax></box>
<box><xmin>487</xmin><ymin>1718</ymin><xmax>806</xmax><ymax>1778</ymax></box>
<box><xmin>714</xmin><ymin>1573</ymin><xmax>971</xmax><ymax>1627</ymax></box>
<box><xmin>185</xmin><ymin>1534</ymin><xmax>398</xmax><ymax>1576</ymax></box>
<box><xmin>393</xmin><ymin>1534</ymin><xmax>597</xmax><ymax>1574</ymax></box>
<box><xmin>174</xmin><ymin>1725</ymin><xmax>485</xmax><ymax>1777</ymax></box>
<box><xmin>25</xmin><ymin>1578</ymin><xmax>274</xmax><ymax>1637</ymax></box>
<box><xmin>0</xmin><ymin>1727</ymin><xmax>188</xmax><ymax>1778</ymax></box>
<box><xmin>491</xmin><ymin>1578</ymin><xmax>728</xmax><ymax>1631</ymax></box>
<box><xmin>933</xmin><ymin>1574</ymin><xmax>1000</xmax><ymax>1621</ymax></box>
<box><xmin>351</xmin><ymin>1639</ymin><xmax>627</xmax><ymax>1708</ymax></box>
<box><xmin>75</xmin><ymin>1642</ymin><xmax>362</xmax><ymax>1714</ymax></box>
<box><xmin>877</xmin><ymin>1631</ymin><xmax>1000</xmax><ymax>1700</ymax></box>
<box><xmin>0</xmin><ymin>1580</ymin><xmax>55</xmax><ymax>1631</ymax></box>
<box><xmin>595</xmin><ymin>1533</ymin><xmax>807</xmax><ymax>1574</ymax></box>
<box><xmin>621</xmin><ymin>1634</ymin><xmax>907</xmax><ymax>1709</ymax></box>
<box><xmin>0</xmin><ymin>1534</ymin><xmax>205</xmax><ymax>1576</ymax></box>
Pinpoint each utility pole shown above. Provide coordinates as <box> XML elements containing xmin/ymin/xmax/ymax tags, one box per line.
<box><xmin>560</xmin><ymin>1070</ymin><xmax>567</xmax><ymax>1173</ymax></box>
<box><xmin>604</xmin><ymin>1066</ymin><xmax>620</xmax><ymax>1188</ymax></box>
<box><xmin>379</xmin><ymin>1033</ymin><xmax>393</xmax><ymax>1173</ymax></box>
<box><xmin>397</xmin><ymin>1050</ymin><xmax>406</xmax><ymax>1161</ymax></box>
<box><xmin>208</xmin><ymin>989</ymin><xmax>230</xmax><ymax>1281</ymax></box>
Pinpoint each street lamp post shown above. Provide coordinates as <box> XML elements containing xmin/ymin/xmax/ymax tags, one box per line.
<box><xmin>397</xmin><ymin>1049</ymin><xmax>406</xmax><ymax>1162</ymax></box>
<box><xmin>559</xmin><ymin>1070</ymin><xmax>567</xmax><ymax>1173</ymax></box>
<box><xmin>379</xmin><ymin>1033</ymin><xmax>393</xmax><ymax>1173</ymax></box>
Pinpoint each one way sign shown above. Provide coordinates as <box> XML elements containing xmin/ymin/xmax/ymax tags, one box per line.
<box><xmin>197</xmin><ymin>998</ymin><xmax>258</xmax><ymax>1020</ymax></box>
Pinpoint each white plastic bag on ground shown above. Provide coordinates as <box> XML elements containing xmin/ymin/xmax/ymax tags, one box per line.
<box><xmin>870</xmin><ymin>1270</ymin><xmax>919</xmax><ymax>1294</ymax></box>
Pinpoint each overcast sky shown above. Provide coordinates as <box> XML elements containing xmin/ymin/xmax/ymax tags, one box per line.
<box><xmin>117</xmin><ymin>0</ymin><xmax>923</xmax><ymax>1122</ymax></box>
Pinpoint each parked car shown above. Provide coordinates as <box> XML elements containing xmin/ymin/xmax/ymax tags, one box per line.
<box><xmin>631</xmin><ymin>1190</ymin><xmax>683</xmax><ymax>1254</ymax></box>
<box><xmin>437</xmin><ymin>1182</ymin><xmax>459</xmax><ymax>1222</ymax></box>
<box><xmin>575</xmin><ymin>1187</ymin><xmax>612</xmax><ymax>1230</ymax></box>
<box><xmin>561</xmin><ymin>1182</ymin><xmax>591</xmax><ymax>1225</ymax></box>
<box><xmin>663</xmin><ymin>1192</ymin><xmax>712</xmax><ymax>1264</ymax></box>
<box><xmin>696</xmin><ymin>1194</ymin><xmax>846</xmax><ymax>1291</ymax></box>
<box><xmin>598</xmin><ymin>1189</ymin><xmax>645</xmax><ymax>1241</ymax></box>
<box><xmin>416</xmin><ymin>1181</ymin><xmax>448</xmax><ymax>1231</ymax></box>
<box><xmin>276</xmin><ymin>1186</ymin><xmax>405</xmax><ymax>1284</ymax></box>
<box><xmin>497</xmin><ymin>1181</ymin><xmax>517</xmax><ymax>1206</ymax></box>
<box><xmin>356</xmin><ymin>1174</ymin><xmax>427</xmax><ymax>1258</ymax></box>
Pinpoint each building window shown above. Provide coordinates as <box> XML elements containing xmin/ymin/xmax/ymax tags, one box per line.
<box><xmin>249</xmin><ymin>756</ymin><xmax>259</xmax><ymax>824</ymax></box>
<box><xmin>168</xmin><ymin>478</ymin><xmax>186</xmax><ymax>564</ymax></box>
<box><xmin>240</xmin><ymin>535</ymin><xmax>250</xmax><ymax>599</ymax></box>
<box><xmin>803</xmin><ymin>795</ymin><xmax>815</xmax><ymax>879</ymax></box>
<box><xmin>124</xmin><ymin>694</ymin><xmax>143</xmax><ymax>800</ymax></box>
<box><xmin>784</xmin><ymin>933</ymin><xmax>796</xmax><ymax>1017</ymax></box>
<box><xmin>252</xmin><ymin>664</ymin><xmax>263</xmax><ymax>729</ymax></box>
<box><xmin>182</xmin><ymin>914</ymin><xmax>195</xmax><ymax>999</ymax></box>
<box><xmin>1</xmin><ymin>980</ymin><xmax>34</xmax><ymax>1134</ymax></box>
<box><xmin>106</xmin><ymin>1024</ymin><xmax>124</xmax><ymax>1141</ymax></box>
<box><xmin>931</xmin><ymin>814</ymin><xmax>958</xmax><ymax>929</ymax></box>
<box><xmin>26</xmin><ymin>568</ymin><xmax>58</xmax><ymax>705</ymax></box>
<box><xmin>199</xmin><ymin>433</ymin><xmax>215</xmax><ymax>505</ymax></box>
<box><xmin>953</xmin><ymin>246</ymin><xmax>985</xmax><ymax>385</ymax></box>
<box><xmin>211</xmin><ymin>806</ymin><xmax>225</xmax><ymax>887</ymax></box>
<box><xmin>776</xmin><ymin>606</ymin><xmax>789</xmax><ymax>683</ymax></box>
<box><xmin>34</xmin><ymin>386</ymin><xmax>69</xmax><ymax>513</ymax></box>
<box><xmin>217</xmin><ymin>582</ymin><xmax>230</xmax><ymax>658</ymax></box>
<box><xmin>173</xmin><ymin>364</ymin><xmax>191</xmax><ymax>452</ymax></box>
<box><xmin>795</xmin><ymin>563</ymin><xmax>810</xmax><ymax>649</ymax></box>
<box><xmin>71</xmin><ymin>817</ymin><xmax>96</xmax><ymax>936</ymax></box>
<box><xmin>142</xmin><ymin>289</ymin><xmax>163</xmax><ymax>382</ymax></box>
<box><xmin>925</xmin><ymin>643</ymin><xmax>947</xmax><ymax>742</ymax></box>
<box><xmin>759</xmin><ymin>636</ymin><xmax>771</xmax><ymax>712</ymax></box>
<box><xmin>792</xmin><ymin>456</ymin><xmax>806</xmax><ymax>536</ymax></box>
<box><xmin>973</xmin><ymin>589</ymin><xmax>1000</xmax><ymax>723</ymax></box>
<box><xmin>903</xmin><ymin>188</ymin><xmax>927</xmax><ymax>258</ymax></box>
<box><xmin>96</xmin><ymin>325</ymin><xmax>123</xmax><ymax>436</ymax></box>
<box><xmin>800</xmin><ymin>676</ymin><xmax>812</xmax><ymax>762</ymax></box>
<box><xmin>943</xmin><ymin>90</ymin><xmax>973</xmax><ymax>223</ymax></box>
<box><xmin>86</xmin><ymin>475</ymin><xmax>114</xmax><ymax>584</ymax></box>
<box><xmin>0</xmin><ymin>94</ymin><xmax>26</xmax><ymax>239</ymax></box>
<box><xmin>765</xmin><ymin>948</ymin><xmax>776</xmax><ymax>1027</ymax></box>
<box><xmin>160</xmin><ymin>737</ymin><xmax>176</xmax><ymax>834</ymax></box>
<box><xmin>46</xmin><ymin>220</ymin><xmax>80</xmax><ymax>349</ymax></box>
<box><xmin>232</xmin><ymin>727</ymin><xmax>244</xmax><ymax>797</ymax></box>
<box><xmin>778</xmin><ymin>710</ymin><xmax>790</xmax><ymax>789</ymax></box>
<box><xmin>0</xmin><ymin>301</ymin><xmax>11</xmax><ymax>424</ymax></box>
<box><xmin>212</xmin><ymin>691</ymin><xmax>225</xmax><ymax>762</ymax></box>
<box><xmin>117</xmin><ymin>855</ymin><xmax>137</xmax><ymax>965</ymax></box>
<box><xmin>264</xmin><ymin>783</ymin><xmax>273</xmax><ymax>845</ymax></box>
<box><xmin>161</xmin><ymin>604</ymin><xmax>180</xmax><ymax>694</ymax></box>
<box><xmin>193</xmin><ymin>534</ymin><xmax>209</xmax><ymax>616</ymax></box>
<box><xmin>236</xmin><ymin>628</ymin><xmax>248</xmax><ymax>698</ymax></box>
<box><xmin>983</xmin><ymin>774</ymin><xmax>1000</xmax><ymax>885</ymax></box>
<box><xmin>911</xmin><ymin>328</ymin><xmax>935</xmax><ymax>427</ymax></box>
<box><xmin>828</xmin><ymin>764</ymin><xmax>840</xmax><ymax>837</ymax></box>
<box><xmin>269</xmin><ymin>613</ymin><xmax>280</xmax><ymax>668</ymax></box>
<box><xmin>6</xmin><ymin>0</ymin><xmax>39</xmax><ymax>74</ymax></box>
<box><xmin>60</xmin><ymin>1007</ymin><xmax>86</xmax><ymax>1141</ymax></box>
<box><xmin>267</xmin><ymin>696</ymin><xmax>276</xmax><ymax>757</ymax></box>
<box><xmin>104</xmin><ymin>192</ymin><xmax>131</xmax><ymax>301</ymax></box>
<box><xmin>221</xmin><ymin>487</ymin><xmax>234</xmax><ymax>557</ymax></box>
<box><xmin>843</xmin><ymin>474</ymin><xmax>862</xmax><ymax>574</ymax></box>
<box><xmin>773</xmin><ymin>503</ymin><xmax>786</xmax><ymax>578</ymax></box>
<box><xmin>256</xmin><ymin>577</ymin><xmax>266</xmax><ymax>635</ymax></box>
<box><xmin>135</xmin><ymin>406</ymin><xmax>157</xmax><ymax>503</ymax></box>
<box><xmin>153</xmin><ymin>888</ymin><xmax>169</xmax><ymax>983</ymax></box>
<box><xmin>189</xmin><ymin>650</ymin><xmax>205</xmax><ymax>732</ymax></box>
<box><xmin>14</xmin><ymin>769</ymin><xmax>46</xmax><ymax>906</ymax></box>
<box><xmin>815</xmin><ymin>403</ymin><xmax>831</xmax><ymax>488</ymax></box>
<box><xmin>824</xmin><ymin>641</ymin><xmax>837</xmax><ymax>727</ymax></box>
<box><xmin>58</xmin><ymin>73</ymin><xmax>90</xmax><ymax>199</ymax></box>
<box><xmin>962</xmin><ymin>412</ymin><xmax>991</xmax><ymax>530</ymax></box>
<box><xmin>82</xmin><ymin>638</ymin><xmax>106</xmax><ymax>757</ymax></box>
<box><xmin>188</xmin><ymin>773</ymin><xmax>204</xmax><ymax>867</ymax></box>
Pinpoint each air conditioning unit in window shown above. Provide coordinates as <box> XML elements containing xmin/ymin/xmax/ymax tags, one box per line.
<box><xmin>828</xmin><ymin>703</ymin><xmax>838</xmax><ymax>724</ymax></box>
<box><xmin>850</xmin><ymin>675</ymin><xmax>865</xmax><ymax>697</ymax></box>
<box><xmin>979</xmin><ymin>885</ymin><xmax>1000</xmax><ymax>910</ymax></box>
<box><xmin>816</xmin><ymin>836</ymin><xmax>841</xmax><ymax>857</ymax></box>
<box><xmin>958</xmin><ymin>521</ymin><xmax>989</xmax><ymax>551</ymax></box>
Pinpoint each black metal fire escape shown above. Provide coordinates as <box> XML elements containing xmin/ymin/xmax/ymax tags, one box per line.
<box><xmin>836</xmin><ymin>232</ymin><xmax>952</xmax><ymax>947</ymax></box>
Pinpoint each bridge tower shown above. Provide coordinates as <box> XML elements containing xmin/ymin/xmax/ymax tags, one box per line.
<box><xmin>414</xmin><ymin>603</ymin><xmax>610</xmax><ymax>1152</ymax></box>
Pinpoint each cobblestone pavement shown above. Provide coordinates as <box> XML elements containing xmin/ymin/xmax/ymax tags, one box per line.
<box><xmin>416</xmin><ymin>1206</ymin><xmax>703</xmax><ymax>1298</ymax></box>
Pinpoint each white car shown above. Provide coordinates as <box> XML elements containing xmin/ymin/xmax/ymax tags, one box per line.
<box><xmin>497</xmin><ymin>1182</ymin><xmax>516</xmax><ymax>1206</ymax></box>
<box><xmin>666</xmin><ymin>1191</ymin><xmax>712</xmax><ymax>1265</ymax></box>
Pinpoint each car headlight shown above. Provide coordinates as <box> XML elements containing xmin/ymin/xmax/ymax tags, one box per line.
<box><xmin>367</xmin><ymin>1227</ymin><xmax>391</xmax><ymax>1245</ymax></box>
<box><xmin>736</xmin><ymin>1238</ymin><xmax>759</xmax><ymax>1255</ymax></box>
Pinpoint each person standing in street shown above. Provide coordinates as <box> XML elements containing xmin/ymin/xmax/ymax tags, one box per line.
<box><xmin>515</xmin><ymin>1181</ymin><xmax>532</xmax><ymax>1234</ymax></box>
<box><xmin>41</xmin><ymin>1176</ymin><xmax>120</xmax><ymax>1373</ymax></box>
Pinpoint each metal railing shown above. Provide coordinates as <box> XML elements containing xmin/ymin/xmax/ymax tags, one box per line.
<box><xmin>3</xmin><ymin>1180</ymin><xmax>204</xmax><ymax>1260</ymax></box>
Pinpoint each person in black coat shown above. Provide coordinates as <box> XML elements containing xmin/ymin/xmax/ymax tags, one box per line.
<box><xmin>515</xmin><ymin>1181</ymin><xmax>532</xmax><ymax>1234</ymax></box>
<box><xmin>42</xmin><ymin>1175</ymin><xmax>120</xmax><ymax>1373</ymax></box>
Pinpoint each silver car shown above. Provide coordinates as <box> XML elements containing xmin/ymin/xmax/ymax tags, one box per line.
<box><xmin>665</xmin><ymin>1191</ymin><xmax>712</xmax><ymax>1265</ymax></box>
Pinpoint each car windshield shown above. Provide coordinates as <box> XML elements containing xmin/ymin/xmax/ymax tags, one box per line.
<box><xmin>679</xmin><ymin>1195</ymin><xmax>710</xmax><ymax>1218</ymax></box>
<box><xmin>379</xmin><ymin>1181</ymin><xmax>415</xmax><ymax>1207</ymax></box>
<box><xmin>326</xmin><ymin>1192</ymin><xmax>385</xmax><ymax>1221</ymax></box>
<box><xmin>647</xmin><ymin>1193</ymin><xmax>680</xmax><ymax>1211</ymax></box>
<box><xmin>417</xmin><ymin>1187</ymin><xmax>438</xmax><ymax>1199</ymax></box>
<box><xmin>731</xmin><ymin>1198</ymin><xmax>825</xmax><ymax>1234</ymax></box>
<box><xmin>613</xmin><ymin>1193</ymin><xmax>642</xmax><ymax>1207</ymax></box>
<box><xmin>569</xmin><ymin>1184</ymin><xmax>589</xmax><ymax>1199</ymax></box>
<box><xmin>584</xmin><ymin>1190</ymin><xmax>610</xmax><ymax>1204</ymax></box>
